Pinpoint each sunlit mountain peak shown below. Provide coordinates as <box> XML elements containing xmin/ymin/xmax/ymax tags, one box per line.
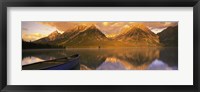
<box><xmin>118</xmin><ymin>23</ymin><xmax>155</xmax><ymax>37</ymax></box>
<box><xmin>106</xmin><ymin>34</ymin><xmax>117</xmax><ymax>38</ymax></box>
<box><xmin>47</xmin><ymin>30</ymin><xmax>61</xmax><ymax>41</ymax></box>
<box><xmin>70</xmin><ymin>24</ymin><xmax>88</xmax><ymax>32</ymax></box>
<box><xmin>83</xmin><ymin>24</ymin><xmax>102</xmax><ymax>32</ymax></box>
<box><xmin>87</xmin><ymin>24</ymin><xmax>98</xmax><ymax>29</ymax></box>
<box><xmin>48</xmin><ymin>30</ymin><xmax>59</xmax><ymax>36</ymax></box>
<box><xmin>129</xmin><ymin>23</ymin><xmax>150</xmax><ymax>32</ymax></box>
<box><xmin>70</xmin><ymin>24</ymin><xmax>99</xmax><ymax>32</ymax></box>
<box><xmin>57</xmin><ymin>30</ymin><xmax>64</xmax><ymax>34</ymax></box>
<box><xmin>119</xmin><ymin>25</ymin><xmax>132</xmax><ymax>35</ymax></box>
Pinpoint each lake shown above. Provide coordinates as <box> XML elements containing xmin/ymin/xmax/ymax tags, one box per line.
<box><xmin>22</xmin><ymin>47</ymin><xmax>178</xmax><ymax>70</ymax></box>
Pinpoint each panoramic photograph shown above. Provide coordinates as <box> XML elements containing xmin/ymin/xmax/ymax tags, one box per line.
<box><xmin>22</xmin><ymin>21</ymin><xmax>178</xmax><ymax>70</ymax></box>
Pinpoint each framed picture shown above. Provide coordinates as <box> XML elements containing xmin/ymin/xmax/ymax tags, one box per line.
<box><xmin>0</xmin><ymin>0</ymin><xmax>199</xmax><ymax>92</ymax></box>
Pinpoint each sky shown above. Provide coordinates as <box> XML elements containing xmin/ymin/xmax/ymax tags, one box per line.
<box><xmin>22</xmin><ymin>21</ymin><xmax>177</xmax><ymax>41</ymax></box>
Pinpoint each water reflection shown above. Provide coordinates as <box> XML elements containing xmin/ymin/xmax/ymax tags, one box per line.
<box><xmin>22</xmin><ymin>48</ymin><xmax>178</xmax><ymax>70</ymax></box>
<box><xmin>97</xmin><ymin>57</ymin><xmax>127</xmax><ymax>70</ymax></box>
<box><xmin>147</xmin><ymin>59</ymin><xmax>178</xmax><ymax>70</ymax></box>
<box><xmin>22</xmin><ymin>56</ymin><xmax>45</xmax><ymax>65</ymax></box>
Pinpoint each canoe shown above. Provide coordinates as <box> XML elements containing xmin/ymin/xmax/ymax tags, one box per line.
<box><xmin>22</xmin><ymin>54</ymin><xmax>80</xmax><ymax>70</ymax></box>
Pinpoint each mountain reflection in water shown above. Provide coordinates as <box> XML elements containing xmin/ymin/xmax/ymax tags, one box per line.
<box><xmin>22</xmin><ymin>48</ymin><xmax>178</xmax><ymax>70</ymax></box>
<box><xmin>22</xmin><ymin>56</ymin><xmax>45</xmax><ymax>65</ymax></box>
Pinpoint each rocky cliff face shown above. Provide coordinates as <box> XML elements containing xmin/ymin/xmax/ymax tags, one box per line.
<box><xmin>157</xmin><ymin>25</ymin><xmax>178</xmax><ymax>47</ymax></box>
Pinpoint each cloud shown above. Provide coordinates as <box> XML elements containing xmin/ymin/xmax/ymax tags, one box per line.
<box><xmin>38</xmin><ymin>22</ymin><xmax>77</xmax><ymax>31</ymax></box>
<box><xmin>38</xmin><ymin>22</ymin><xmax>96</xmax><ymax>32</ymax></box>
<box><xmin>102</xmin><ymin>22</ymin><xmax>109</xmax><ymax>26</ymax></box>
<box><xmin>38</xmin><ymin>22</ymin><xmax>178</xmax><ymax>34</ymax></box>
<box><xmin>22</xmin><ymin>27</ymin><xmax>28</xmax><ymax>31</ymax></box>
<box><xmin>141</xmin><ymin>22</ymin><xmax>177</xmax><ymax>29</ymax></box>
<box><xmin>22</xmin><ymin>32</ymin><xmax>47</xmax><ymax>41</ymax></box>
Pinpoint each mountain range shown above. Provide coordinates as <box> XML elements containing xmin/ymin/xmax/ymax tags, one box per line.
<box><xmin>33</xmin><ymin>23</ymin><xmax>178</xmax><ymax>48</ymax></box>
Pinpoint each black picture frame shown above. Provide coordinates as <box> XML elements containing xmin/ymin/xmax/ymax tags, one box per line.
<box><xmin>0</xmin><ymin>0</ymin><xmax>199</xmax><ymax>92</ymax></box>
